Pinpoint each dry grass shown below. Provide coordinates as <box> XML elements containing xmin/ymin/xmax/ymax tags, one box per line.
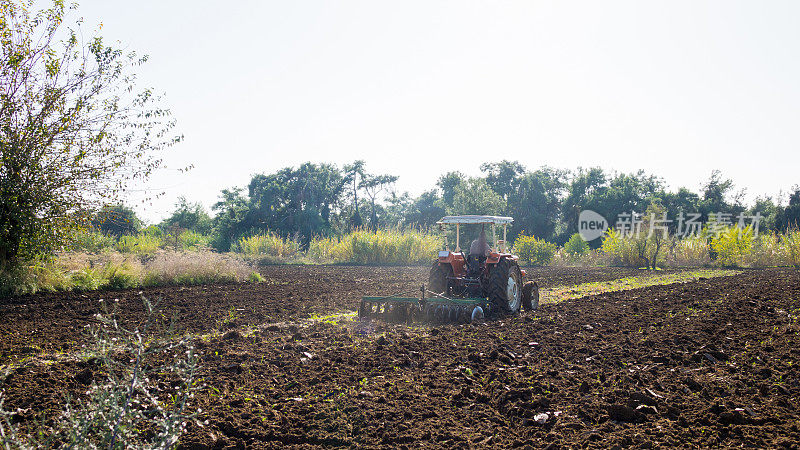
<box><xmin>142</xmin><ymin>251</ymin><xmax>254</xmax><ymax>286</ymax></box>
<box><xmin>1</xmin><ymin>251</ymin><xmax>260</xmax><ymax>296</ymax></box>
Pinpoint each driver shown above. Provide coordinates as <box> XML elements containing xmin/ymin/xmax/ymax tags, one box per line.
<box><xmin>469</xmin><ymin>229</ymin><xmax>491</xmax><ymax>258</ymax></box>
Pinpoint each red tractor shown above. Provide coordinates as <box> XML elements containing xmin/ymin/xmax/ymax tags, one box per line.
<box><xmin>359</xmin><ymin>215</ymin><xmax>538</xmax><ymax>323</ymax></box>
<box><xmin>428</xmin><ymin>215</ymin><xmax>539</xmax><ymax>315</ymax></box>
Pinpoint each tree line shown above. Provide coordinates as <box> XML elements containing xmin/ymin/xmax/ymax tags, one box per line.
<box><xmin>93</xmin><ymin>161</ymin><xmax>800</xmax><ymax>251</ymax></box>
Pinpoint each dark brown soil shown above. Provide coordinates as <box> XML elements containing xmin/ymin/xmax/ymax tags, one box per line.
<box><xmin>2</xmin><ymin>267</ymin><xmax>799</xmax><ymax>448</ymax></box>
<box><xmin>0</xmin><ymin>266</ymin><xmax>649</xmax><ymax>361</ymax></box>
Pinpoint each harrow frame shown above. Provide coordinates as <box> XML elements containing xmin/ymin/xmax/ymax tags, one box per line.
<box><xmin>359</xmin><ymin>284</ymin><xmax>491</xmax><ymax>324</ymax></box>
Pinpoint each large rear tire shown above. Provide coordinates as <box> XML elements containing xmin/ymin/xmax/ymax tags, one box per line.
<box><xmin>428</xmin><ymin>262</ymin><xmax>453</xmax><ymax>295</ymax></box>
<box><xmin>488</xmin><ymin>258</ymin><xmax>522</xmax><ymax>314</ymax></box>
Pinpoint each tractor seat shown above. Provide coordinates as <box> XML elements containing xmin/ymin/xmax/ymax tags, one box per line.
<box><xmin>466</xmin><ymin>254</ymin><xmax>486</xmax><ymax>277</ymax></box>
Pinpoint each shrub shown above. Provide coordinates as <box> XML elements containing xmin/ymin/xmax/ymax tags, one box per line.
<box><xmin>103</xmin><ymin>262</ymin><xmax>142</xmax><ymax>289</ymax></box>
<box><xmin>178</xmin><ymin>230</ymin><xmax>211</xmax><ymax>251</ymax></box>
<box><xmin>71</xmin><ymin>267</ymin><xmax>106</xmax><ymax>291</ymax></box>
<box><xmin>307</xmin><ymin>236</ymin><xmax>338</xmax><ymax>261</ymax></box>
<box><xmin>743</xmin><ymin>233</ymin><xmax>786</xmax><ymax>268</ymax></box>
<box><xmin>785</xmin><ymin>228</ymin><xmax>800</xmax><ymax>268</ymax></box>
<box><xmin>601</xmin><ymin>228</ymin><xmax>643</xmax><ymax>267</ymax></box>
<box><xmin>512</xmin><ymin>233</ymin><xmax>557</xmax><ymax>266</ymax></box>
<box><xmin>70</xmin><ymin>229</ymin><xmax>118</xmax><ymax>253</ymax></box>
<box><xmin>235</xmin><ymin>232</ymin><xmax>300</xmax><ymax>258</ymax></box>
<box><xmin>563</xmin><ymin>233</ymin><xmax>590</xmax><ymax>256</ymax></box>
<box><xmin>0</xmin><ymin>296</ymin><xmax>198</xmax><ymax>447</ymax></box>
<box><xmin>308</xmin><ymin>228</ymin><xmax>442</xmax><ymax>265</ymax></box>
<box><xmin>116</xmin><ymin>233</ymin><xmax>163</xmax><ymax>256</ymax></box>
<box><xmin>0</xmin><ymin>260</ymin><xmax>72</xmax><ymax>297</ymax></box>
<box><xmin>248</xmin><ymin>271</ymin><xmax>266</xmax><ymax>283</ymax></box>
<box><xmin>711</xmin><ymin>226</ymin><xmax>753</xmax><ymax>267</ymax></box>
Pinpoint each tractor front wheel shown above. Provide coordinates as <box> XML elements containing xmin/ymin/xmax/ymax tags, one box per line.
<box><xmin>428</xmin><ymin>262</ymin><xmax>453</xmax><ymax>295</ymax></box>
<box><xmin>522</xmin><ymin>281</ymin><xmax>539</xmax><ymax>311</ymax></box>
<box><xmin>488</xmin><ymin>258</ymin><xmax>522</xmax><ymax>314</ymax></box>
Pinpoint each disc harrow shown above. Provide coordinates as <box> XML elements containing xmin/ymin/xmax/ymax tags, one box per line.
<box><xmin>359</xmin><ymin>284</ymin><xmax>492</xmax><ymax>324</ymax></box>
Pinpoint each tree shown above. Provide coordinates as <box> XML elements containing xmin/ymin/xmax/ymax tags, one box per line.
<box><xmin>404</xmin><ymin>190</ymin><xmax>446</xmax><ymax>228</ymax></box>
<box><xmin>0</xmin><ymin>1</ymin><xmax>179</xmax><ymax>269</ymax></box>
<box><xmin>437</xmin><ymin>171</ymin><xmax>465</xmax><ymax>209</ymax></box>
<box><xmin>777</xmin><ymin>187</ymin><xmax>800</xmax><ymax>231</ymax></box>
<box><xmin>91</xmin><ymin>204</ymin><xmax>141</xmax><ymax>237</ymax></box>
<box><xmin>247</xmin><ymin>163</ymin><xmax>345</xmax><ymax>242</ymax></box>
<box><xmin>506</xmin><ymin>167</ymin><xmax>568</xmax><ymax>241</ymax></box>
<box><xmin>343</xmin><ymin>160</ymin><xmax>366</xmax><ymax>227</ymax></box>
<box><xmin>449</xmin><ymin>178</ymin><xmax>506</xmax><ymax>216</ymax></box>
<box><xmin>480</xmin><ymin>160</ymin><xmax>525</xmax><ymax>201</ymax></box>
<box><xmin>360</xmin><ymin>173</ymin><xmax>398</xmax><ymax>229</ymax></box>
<box><xmin>562</xmin><ymin>167</ymin><xmax>607</xmax><ymax>235</ymax></box>
<box><xmin>161</xmin><ymin>197</ymin><xmax>212</xmax><ymax>234</ymax></box>
<box><xmin>210</xmin><ymin>188</ymin><xmax>250</xmax><ymax>251</ymax></box>
<box><xmin>698</xmin><ymin>170</ymin><xmax>744</xmax><ymax>220</ymax></box>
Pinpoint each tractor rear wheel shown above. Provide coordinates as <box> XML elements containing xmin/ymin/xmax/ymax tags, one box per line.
<box><xmin>522</xmin><ymin>281</ymin><xmax>539</xmax><ymax>311</ymax></box>
<box><xmin>428</xmin><ymin>262</ymin><xmax>453</xmax><ymax>295</ymax></box>
<box><xmin>488</xmin><ymin>258</ymin><xmax>522</xmax><ymax>314</ymax></box>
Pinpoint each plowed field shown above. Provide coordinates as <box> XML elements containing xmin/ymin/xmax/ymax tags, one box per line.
<box><xmin>2</xmin><ymin>266</ymin><xmax>799</xmax><ymax>448</ymax></box>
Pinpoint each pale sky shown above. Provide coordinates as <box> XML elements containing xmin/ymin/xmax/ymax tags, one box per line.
<box><xmin>75</xmin><ymin>1</ymin><xmax>800</xmax><ymax>223</ymax></box>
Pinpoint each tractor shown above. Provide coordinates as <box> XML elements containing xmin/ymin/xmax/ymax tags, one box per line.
<box><xmin>359</xmin><ymin>215</ymin><xmax>539</xmax><ymax>323</ymax></box>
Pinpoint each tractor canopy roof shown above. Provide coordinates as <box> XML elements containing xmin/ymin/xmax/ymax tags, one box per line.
<box><xmin>436</xmin><ymin>215</ymin><xmax>514</xmax><ymax>225</ymax></box>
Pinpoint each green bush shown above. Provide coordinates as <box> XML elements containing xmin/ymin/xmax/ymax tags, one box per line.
<box><xmin>601</xmin><ymin>228</ymin><xmax>643</xmax><ymax>267</ymax></box>
<box><xmin>0</xmin><ymin>261</ymin><xmax>72</xmax><ymax>297</ymax></box>
<box><xmin>248</xmin><ymin>271</ymin><xmax>265</xmax><ymax>283</ymax></box>
<box><xmin>103</xmin><ymin>263</ymin><xmax>142</xmax><ymax>289</ymax></box>
<box><xmin>71</xmin><ymin>267</ymin><xmax>106</xmax><ymax>291</ymax></box>
<box><xmin>70</xmin><ymin>229</ymin><xmax>118</xmax><ymax>253</ymax></box>
<box><xmin>178</xmin><ymin>230</ymin><xmax>211</xmax><ymax>251</ymax></box>
<box><xmin>116</xmin><ymin>233</ymin><xmax>163</xmax><ymax>256</ymax></box>
<box><xmin>512</xmin><ymin>232</ymin><xmax>557</xmax><ymax>266</ymax></box>
<box><xmin>564</xmin><ymin>233</ymin><xmax>590</xmax><ymax>256</ymax></box>
<box><xmin>711</xmin><ymin>226</ymin><xmax>753</xmax><ymax>266</ymax></box>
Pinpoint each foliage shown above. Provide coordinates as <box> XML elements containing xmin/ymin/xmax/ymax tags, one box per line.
<box><xmin>91</xmin><ymin>205</ymin><xmax>142</xmax><ymax>237</ymax></box>
<box><xmin>710</xmin><ymin>226</ymin><xmax>754</xmax><ymax>267</ymax></box>
<box><xmin>0</xmin><ymin>296</ymin><xmax>198</xmax><ymax>447</ymax></box>
<box><xmin>161</xmin><ymin>196</ymin><xmax>213</xmax><ymax>234</ymax></box>
<box><xmin>177</xmin><ymin>230</ymin><xmax>211</xmax><ymax>251</ymax></box>
<box><xmin>0</xmin><ymin>258</ymin><xmax>71</xmax><ymax>297</ymax></box>
<box><xmin>786</xmin><ymin>228</ymin><xmax>800</xmax><ymax>268</ymax></box>
<box><xmin>403</xmin><ymin>190</ymin><xmax>446</xmax><ymax>228</ymax></box>
<box><xmin>600</xmin><ymin>203</ymin><xmax>669</xmax><ymax>269</ymax></box>
<box><xmin>601</xmin><ymin>228</ymin><xmax>643</xmax><ymax>267</ymax></box>
<box><xmin>116</xmin><ymin>233</ymin><xmax>163</xmax><ymax>256</ymax></box>
<box><xmin>564</xmin><ymin>233</ymin><xmax>590</xmax><ymax>256</ymax></box>
<box><xmin>248</xmin><ymin>271</ymin><xmax>266</xmax><ymax>283</ymax></box>
<box><xmin>69</xmin><ymin>229</ymin><xmax>118</xmax><ymax>253</ymax></box>
<box><xmin>0</xmin><ymin>0</ymin><xmax>179</xmax><ymax>271</ymax></box>
<box><xmin>448</xmin><ymin>177</ymin><xmax>506</xmax><ymax>216</ymax></box>
<box><xmin>248</xmin><ymin>163</ymin><xmax>345</xmax><ymax>242</ymax></box>
<box><xmin>360</xmin><ymin>173</ymin><xmax>398</xmax><ymax>229</ymax></box>
<box><xmin>512</xmin><ymin>232</ymin><xmax>557</xmax><ymax>266</ymax></box>
<box><xmin>235</xmin><ymin>232</ymin><xmax>301</xmax><ymax>257</ymax></box>
<box><xmin>308</xmin><ymin>228</ymin><xmax>442</xmax><ymax>264</ymax></box>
